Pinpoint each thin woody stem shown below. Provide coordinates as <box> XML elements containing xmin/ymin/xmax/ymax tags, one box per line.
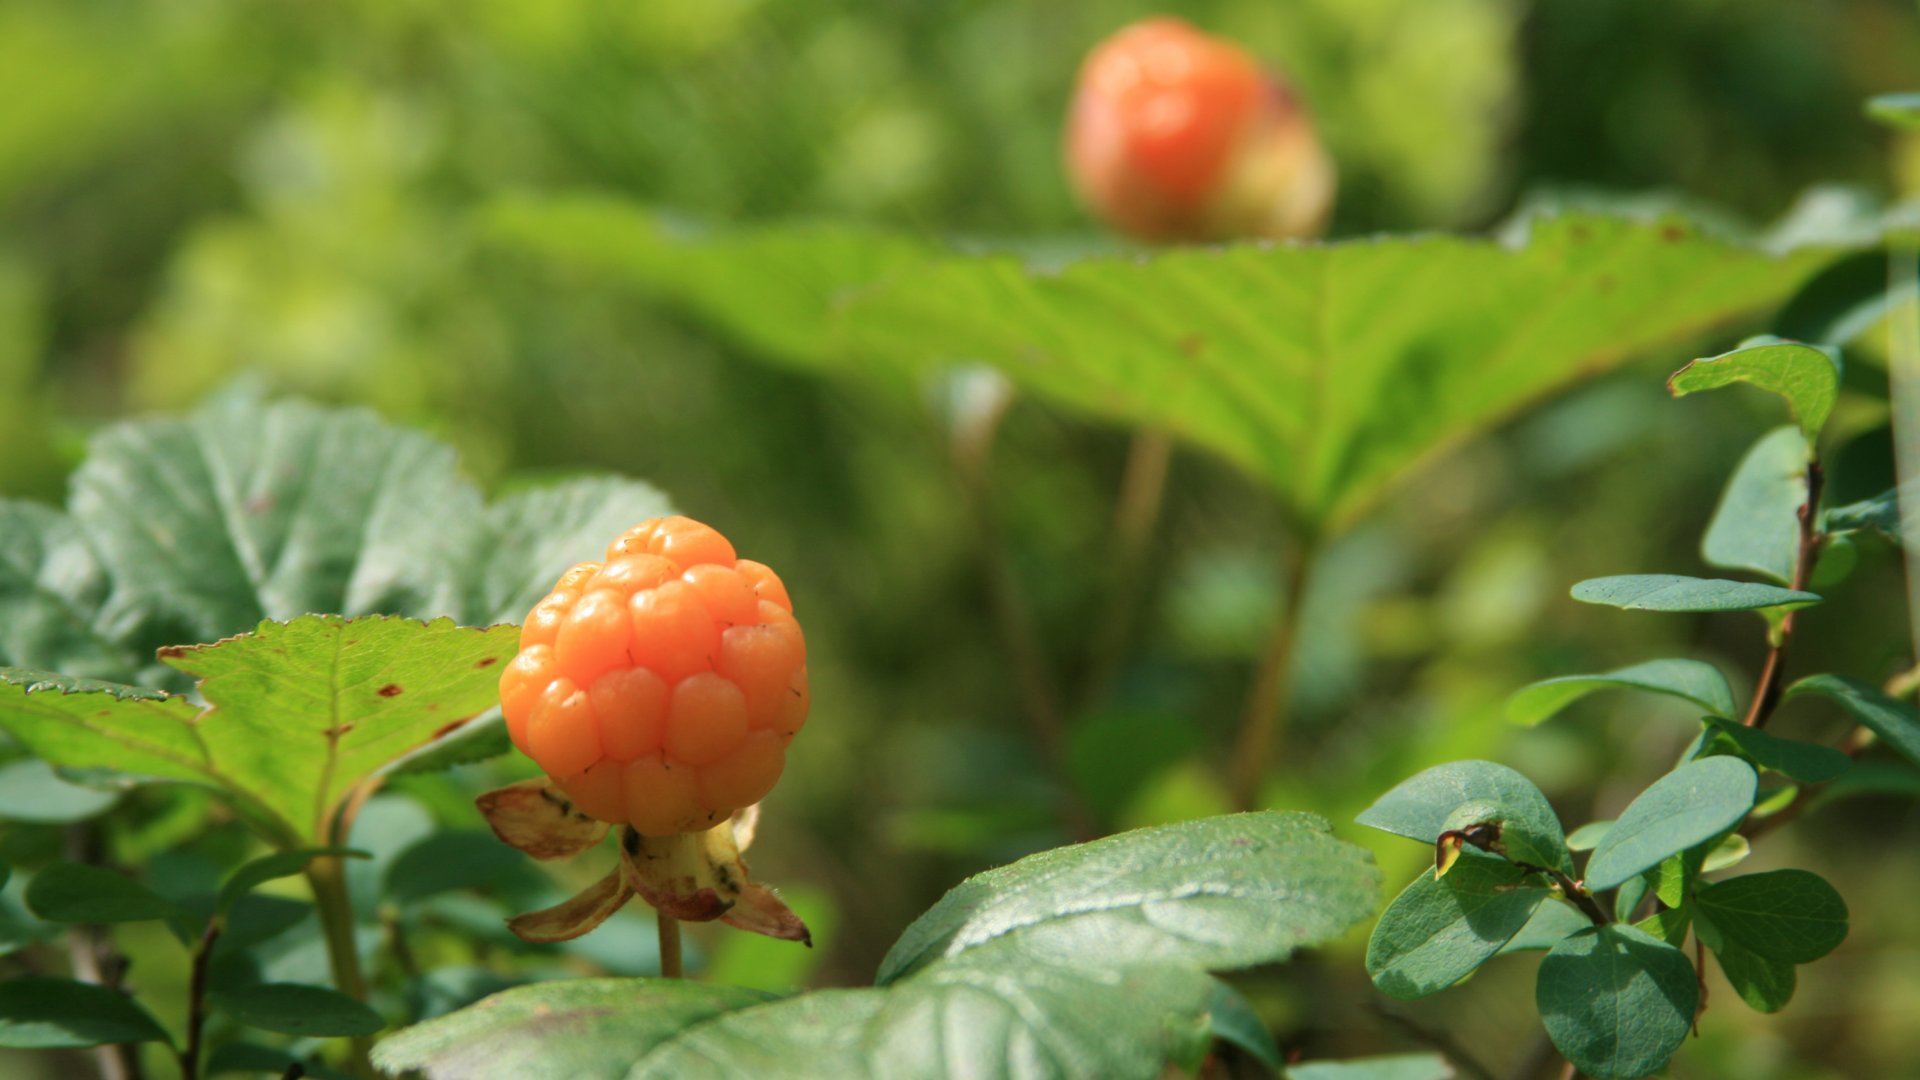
<box><xmin>1742</xmin><ymin>461</ymin><xmax>1824</xmax><ymax>729</ymax></box>
<box><xmin>179</xmin><ymin>921</ymin><xmax>221</xmax><ymax>1080</ymax></box>
<box><xmin>1229</xmin><ymin>538</ymin><xmax>1316</xmax><ymax>811</ymax></box>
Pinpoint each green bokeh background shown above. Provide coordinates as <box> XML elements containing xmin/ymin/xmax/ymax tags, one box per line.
<box><xmin>4</xmin><ymin>1</ymin><xmax>1920</xmax><ymax>1077</ymax></box>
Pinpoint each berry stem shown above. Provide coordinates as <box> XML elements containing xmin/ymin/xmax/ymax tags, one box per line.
<box><xmin>1230</xmin><ymin>537</ymin><xmax>1317</xmax><ymax>811</ymax></box>
<box><xmin>658</xmin><ymin>912</ymin><xmax>684</xmax><ymax>978</ymax></box>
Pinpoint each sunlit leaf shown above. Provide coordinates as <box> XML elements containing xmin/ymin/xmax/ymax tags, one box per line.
<box><xmin>1701</xmin><ymin>426</ymin><xmax>1808</xmax><ymax>584</ymax></box>
<box><xmin>1356</xmin><ymin>760</ymin><xmax>1558</xmax><ymax>848</ymax></box>
<box><xmin>502</xmin><ymin>201</ymin><xmax>1845</xmax><ymax>531</ymax></box>
<box><xmin>1584</xmin><ymin>757</ymin><xmax>1756</xmax><ymax>891</ymax></box>
<box><xmin>1570</xmin><ymin>575</ymin><xmax>1820</xmax><ymax>613</ymax></box>
<box><xmin>1867</xmin><ymin>93</ymin><xmax>1920</xmax><ymax>131</ymax></box>
<box><xmin>1668</xmin><ymin>337</ymin><xmax>1840</xmax><ymax>444</ymax></box>
<box><xmin>1507</xmin><ymin>659</ymin><xmax>1735</xmax><ymax>726</ymax></box>
<box><xmin>371</xmin><ymin>978</ymin><xmax>778</xmax><ymax>1080</ymax></box>
<box><xmin>877</xmin><ymin>811</ymin><xmax>1381</xmax><ymax>985</ymax></box>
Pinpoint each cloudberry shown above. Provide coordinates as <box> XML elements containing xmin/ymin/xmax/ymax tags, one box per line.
<box><xmin>1065</xmin><ymin>17</ymin><xmax>1335</xmax><ymax>243</ymax></box>
<box><xmin>501</xmin><ymin>516</ymin><xmax>807</xmax><ymax>836</ymax></box>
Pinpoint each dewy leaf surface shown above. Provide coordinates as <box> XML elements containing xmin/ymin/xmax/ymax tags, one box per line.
<box><xmin>474</xmin><ymin>476</ymin><xmax>676</xmax><ymax>626</ymax></box>
<box><xmin>1584</xmin><ymin>757</ymin><xmax>1757</xmax><ymax>891</ymax></box>
<box><xmin>1366</xmin><ymin>856</ymin><xmax>1546</xmax><ymax>1000</ymax></box>
<box><xmin>1692</xmin><ymin>869</ymin><xmax>1848</xmax><ymax>964</ymax></box>
<box><xmin>159</xmin><ymin>615</ymin><xmax>518</xmax><ymax>841</ymax></box>
<box><xmin>1701</xmin><ymin>426</ymin><xmax>1809</xmax><ymax>583</ymax></box>
<box><xmin>1506</xmin><ymin>659</ymin><xmax>1736</xmax><ymax>726</ymax></box>
<box><xmin>370</xmin><ymin>978</ymin><xmax>778</xmax><ymax>1080</ymax></box>
<box><xmin>0</xmin><ymin>667</ymin><xmax>223</xmax><ymax>796</ymax></box>
<box><xmin>1536</xmin><ymin>925</ymin><xmax>1697</xmax><ymax>1080</ymax></box>
<box><xmin>876</xmin><ymin>811</ymin><xmax>1380</xmax><ymax>985</ymax></box>
<box><xmin>1570</xmin><ymin>575</ymin><xmax>1821</xmax><ymax>613</ymax></box>
<box><xmin>1784</xmin><ymin>674</ymin><xmax>1920</xmax><ymax>768</ymax></box>
<box><xmin>501</xmin><ymin>200</ymin><xmax>1845</xmax><ymax>532</ymax></box>
<box><xmin>1668</xmin><ymin>338</ymin><xmax>1841</xmax><ymax>444</ymax></box>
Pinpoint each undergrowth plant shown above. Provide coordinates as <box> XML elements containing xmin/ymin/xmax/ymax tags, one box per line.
<box><xmin>1359</xmin><ymin>337</ymin><xmax>1920</xmax><ymax>1077</ymax></box>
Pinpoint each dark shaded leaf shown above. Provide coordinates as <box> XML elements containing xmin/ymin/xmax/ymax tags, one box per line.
<box><xmin>1206</xmin><ymin>978</ymin><xmax>1278</xmax><ymax>1070</ymax></box>
<box><xmin>385</xmin><ymin>831</ymin><xmax>526</xmax><ymax>905</ymax></box>
<box><xmin>1700</xmin><ymin>716</ymin><xmax>1852</xmax><ymax>783</ymax></box>
<box><xmin>212</xmin><ymin>982</ymin><xmax>384</xmax><ymax>1037</ymax></box>
<box><xmin>217</xmin><ymin>847</ymin><xmax>368</xmax><ymax>917</ymax></box>
<box><xmin>0</xmin><ymin>977</ymin><xmax>170</xmax><ymax>1048</ymax></box>
<box><xmin>1784</xmin><ymin>674</ymin><xmax>1920</xmax><ymax>768</ymax></box>
<box><xmin>1536</xmin><ymin>925</ymin><xmax>1697</xmax><ymax>1080</ymax></box>
<box><xmin>1710</xmin><ymin>937</ymin><xmax>1797</xmax><ymax>1013</ymax></box>
<box><xmin>1367</xmin><ymin>856</ymin><xmax>1545</xmax><ymax>1000</ymax></box>
<box><xmin>26</xmin><ymin>862</ymin><xmax>186</xmax><ymax>923</ymax></box>
<box><xmin>1693</xmin><ymin>869</ymin><xmax>1848</xmax><ymax>964</ymax></box>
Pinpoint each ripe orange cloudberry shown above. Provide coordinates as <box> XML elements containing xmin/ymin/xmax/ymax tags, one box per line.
<box><xmin>1065</xmin><ymin>17</ymin><xmax>1335</xmax><ymax>243</ymax></box>
<box><xmin>499</xmin><ymin>515</ymin><xmax>808</xmax><ymax>837</ymax></box>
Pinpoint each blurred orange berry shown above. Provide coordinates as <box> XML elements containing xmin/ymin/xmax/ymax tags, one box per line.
<box><xmin>500</xmin><ymin>516</ymin><xmax>808</xmax><ymax>836</ymax></box>
<box><xmin>1065</xmin><ymin>16</ymin><xmax>1335</xmax><ymax>243</ymax></box>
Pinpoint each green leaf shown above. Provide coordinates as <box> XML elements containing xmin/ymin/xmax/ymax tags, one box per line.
<box><xmin>1646</xmin><ymin>843</ymin><xmax>1714</xmax><ymax>910</ymax></box>
<box><xmin>216</xmin><ymin>894</ymin><xmax>313</xmax><ymax>953</ymax></box>
<box><xmin>212</xmin><ymin>982</ymin><xmax>385</xmax><ymax>1037</ymax></box>
<box><xmin>387</xmin><ymin>712</ymin><xmax>515</xmax><ymax>775</ymax></box>
<box><xmin>625</xmin><ymin>990</ymin><xmax>889</xmax><ymax>1080</ymax></box>
<box><xmin>0</xmin><ymin>976</ymin><xmax>171</xmax><ymax>1048</ymax></box>
<box><xmin>0</xmin><ymin>757</ymin><xmax>120</xmax><ymax>823</ymax></box>
<box><xmin>1584</xmin><ymin>757</ymin><xmax>1757</xmax><ymax>890</ymax></box>
<box><xmin>206</xmin><ymin>1043</ymin><xmax>352</xmax><ymax>1080</ymax></box>
<box><xmin>217</xmin><ymin>848</ymin><xmax>367</xmax><ymax>918</ymax></box>
<box><xmin>1699</xmin><ymin>716</ymin><xmax>1853</xmax><ymax>782</ymax></box>
<box><xmin>1668</xmin><ymin>337</ymin><xmax>1841</xmax><ymax>444</ymax></box>
<box><xmin>876</xmin><ymin>811</ymin><xmax>1382</xmax><ymax>985</ymax></box>
<box><xmin>1692</xmin><ymin>869</ymin><xmax>1848</xmax><ymax>964</ymax></box>
<box><xmin>1497</xmin><ymin>899</ymin><xmax>1594</xmax><ymax>954</ymax></box>
<box><xmin>1357</xmin><ymin>760</ymin><xmax>1561</xmax><ymax>855</ymax></box>
<box><xmin>1710</xmin><ymin>937</ymin><xmax>1797</xmax><ymax>1013</ymax></box>
<box><xmin>1</xmin><ymin>616</ymin><xmax>516</xmax><ymax>845</ymax></box>
<box><xmin>1507</xmin><ymin>659</ymin><xmax>1735</xmax><ymax>726</ymax></box>
<box><xmin>1814</xmin><ymin>761</ymin><xmax>1920</xmax><ymax>805</ymax></box>
<box><xmin>1366</xmin><ymin>856</ymin><xmax>1546</xmax><ymax>1000</ymax></box>
<box><xmin>1536</xmin><ymin>925</ymin><xmax>1698</xmax><ymax>1080</ymax></box>
<box><xmin>1438</xmin><ymin>798</ymin><xmax>1570</xmax><ymax>875</ymax></box>
<box><xmin>371</xmin><ymin>977</ymin><xmax>778</xmax><ymax>1080</ymax></box>
<box><xmin>1566</xmin><ymin>821</ymin><xmax>1612</xmax><ymax>851</ymax></box>
<box><xmin>384</xmin><ymin>831</ymin><xmax>526</xmax><ymax>905</ymax></box>
<box><xmin>1823</xmin><ymin>488</ymin><xmax>1902</xmax><ymax>545</ymax></box>
<box><xmin>1634</xmin><ymin>906</ymin><xmax>1693</xmax><ymax>949</ymax></box>
<box><xmin>515</xmin><ymin>201</ymin><xmax>1843</xmax><ymax>532</ymax></box>
<box><xmin>1206</xmin><ymin>978</ymin><xmax>1279</xmax><ymax>1070</ymax></box>
<box><xmin>1614</xmin><ymin>873</ymin><xmax>1650</xmax><ymax>922</ymax></box>
<box><xmin>1867</xmin><ymin>93</ymin><xmax>1920</xmax><ymax>131</ymax></box>
<box><xmin>1784</xmin><ymin>674</ymin><xmax>1920</xmax><ymax>768</ymax></box>
<box><xmin>1285</xmin><ymin>1055</ymin><xmax>1454</xmax><ymax>1080</ymax></box>
<box><xmin>473</xmin><ymin>476</ymin><xmax>676</xmax><ymax>627</ymax></box>
<box><xmin>1570</xmin><ymin>575</ymin><xmax>1821</xmax><ymax>613</ymax></box>
<box><xmin>0</xmin><ymin>500</ymin><xmax>129</xmax><ymax>679</ymax></box>
<box><xmin>1701</xmin><ymin>426</ymin><xmax>1809</xmax><ymax>583</ymax></box>
<box><xmin>1701</xmin><ymin>832</ymin><xmax>1752</xmax><ymax>874</ymax></box>
<box><xmin>26</xmin><ymin>862</ymin><xmax>186</xmax><ymax>923</ymax></box>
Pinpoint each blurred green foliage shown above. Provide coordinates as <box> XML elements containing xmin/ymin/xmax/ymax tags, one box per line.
<box><xmin>4</xmin><ymin>1</ymin><xmax>1920</xmax><ymax>1078</ymax></box>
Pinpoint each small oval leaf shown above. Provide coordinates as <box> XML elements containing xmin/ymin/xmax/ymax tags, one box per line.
<box><xmin>1584</xmin><ymin>757</ymin><xmax>1757</xmax><ymax>891</ymax></box>
<box><xmin>26</xmin><ymin>863</ymin><xmax>186</xmax><ymax>924</ymax></box>
<box><xmin>1507</xmin><ymin>659</ymin><xmax>1736</xmax><ymax>726</ymax></box>
<box><xmin>1537</xmin><ymin>925</ymin><xmax>1697</xmax><ymax>1080</ymax></box>
<box><xmin>1571</xmin><ymin>575</ymin><xmax>1821</xmax><ymax>614</ymax></box>
<box><xmin>1693</xmin><ymin>868</ymin><xmax>1848</xmax><ymax>964</ymax></box>
<box><xmin>1366</xmin><ymin>856</ymin><xmax>1545</xmax><ymax>1000</ymax></box>
<box><xmin>213</xmin><ymin>983</ymin><xmax>385</xmax><ymax>1037</ymax></box>
<box><xmin>0</xmin><ymin>977</ymin><xmax>171</xmax><ymax>1048</ymax></box>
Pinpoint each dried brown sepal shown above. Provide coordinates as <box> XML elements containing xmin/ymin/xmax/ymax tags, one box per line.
<box><xmin>616</xmin><ymin>818</ymin><xmax>810</xmax><ymax>945</ymax></box>
<box><xmin>476</xmin><ymin>777</ymin><xmax>608</xmax><ymax>860</ymax></box>
<box><xmin>506</xmin><ymin>867</ymin><xmax>633</xmax><ymax>943</ymax></box>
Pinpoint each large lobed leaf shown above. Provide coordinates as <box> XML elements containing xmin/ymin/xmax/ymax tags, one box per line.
<box><xmin>0</xmin><ymin>390</ymin><xmax>674</xmax><ymax>688</ymax></box>
<box><xmin>382</xmin><ymin>811</ymin><xmax>1383</xmax><ymax>1080</ymax></box>
<box><xmin>0</xmin><ymin>615</ymin><xmax>517</xmax><ymax>844</ymax></box>
<box><xmin>496</xmin><ymin>199</ymin><xmax>1847</xmax><ymax>532</ymax></box>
